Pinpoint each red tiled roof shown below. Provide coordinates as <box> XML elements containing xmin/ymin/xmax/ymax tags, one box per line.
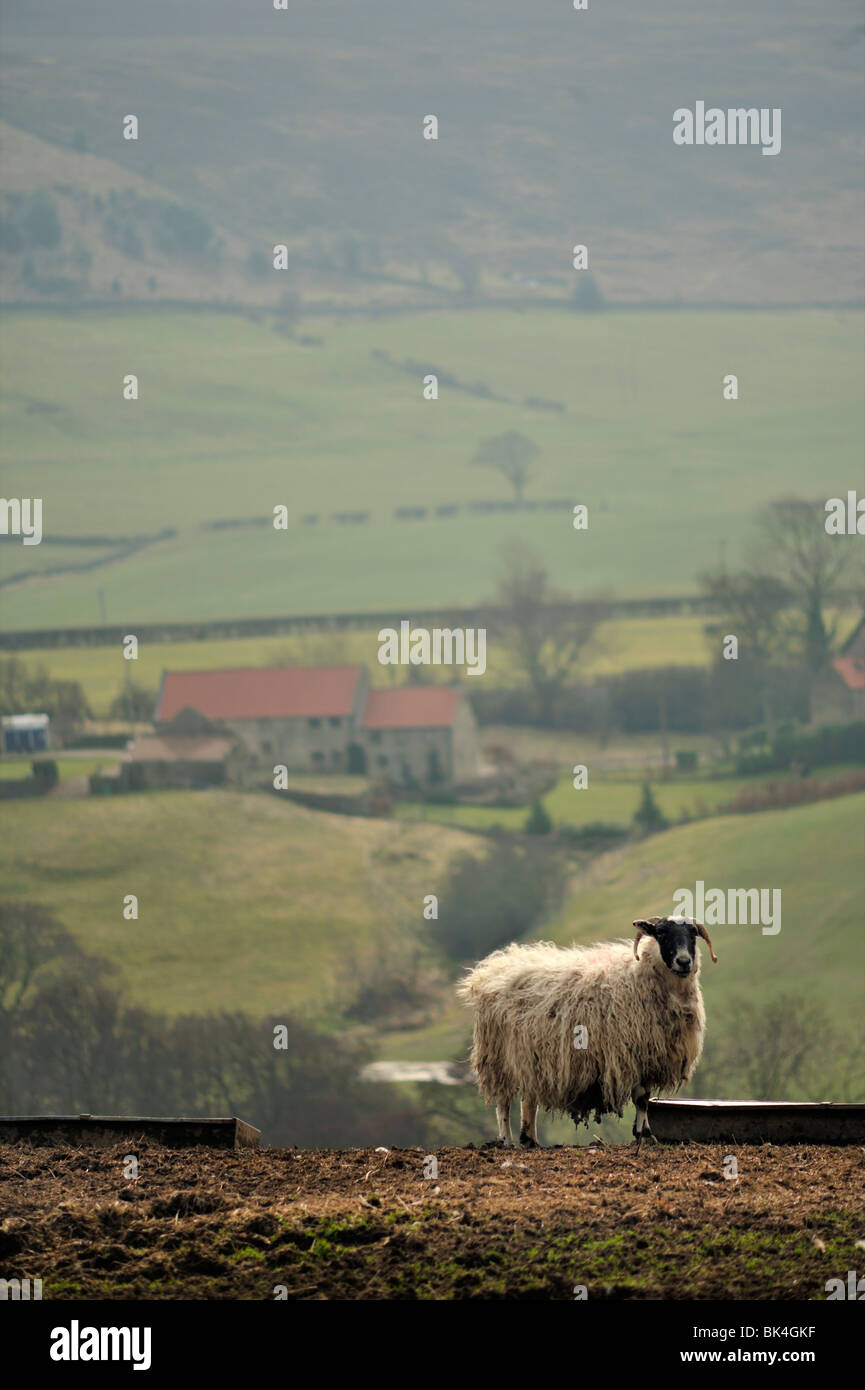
<box><xmin>362</xmin><ymin>687</ymin><xmax>462</xmax><ymax>730</ymax></box>
<box><xmin>832</xmin><ymin>657</ymin><xmax>865</xmax><ymax>691</ymax></box>
<box><xmin>127</xmin><ymin>735</ymin><xmax>235</xmax><ymax>763</ymax></box>
<box><xmin>156</xmin><ymin>666</ymin><xmax>364</xmax><ymax>722</ymax></box>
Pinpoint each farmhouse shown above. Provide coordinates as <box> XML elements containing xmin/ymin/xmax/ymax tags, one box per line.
<box><xmin>155</xmin><ymin>665</ymin><xmax>369</xmax><ymax>772</ymax></box>
<box><xmin>361</xmin><ymin>686</ymin><xmax>479</xmax><ymax>785</ymax></box>
<box><xmin>154</xmin><ymin>665</ymin><xmax>480</xmax><ymax>786</ymax></box>
<box><xmin>812</xmin><ymin>613</ymin><xmax>865</xmax><ymax>723</ymax></box>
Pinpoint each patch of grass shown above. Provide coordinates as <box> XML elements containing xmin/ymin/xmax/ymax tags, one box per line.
<box><xmin>8</xmin><ymin>614</ymin><xmax>717</xmax><ymax>716</ymax></box>
<box><xmin>2</xmin><ymin>309</ymin><xmax>862</xmax><ymax>626</ymax></box>
<box><xmin>0</xmin><ymin>788</ymin><xmax>479</xmax><ymax>1017</ymax></box>
<box><xmin>0</xmin><ymin>756</ymin><xmax>117</xmax><ymax>783</ymax></box>
<box><xmin>395</xmin><ymin>765</ymin><xmax>862</xmax><ymax>832</ymax></box>
<box><xmin>269</xmin><ymin>1208</ymin><xmax>865</xmax><ymax>1299</ymax></box>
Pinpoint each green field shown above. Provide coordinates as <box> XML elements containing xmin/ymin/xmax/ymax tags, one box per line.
<box><xmin>7</xmin><ymin>613</ymin><xmax>715</xmax><ymax>715</ymax></box>
<box><xmin>396</xmin><ymin>768</ymin><xmax>845</xmax><ymax>833</ymax></box>
<box><xmin>0</xmin><ymin>755</ymin><xmax>115</xmax><ymax>782</ymax></box>
<box><xmin>5</xmin><ymin>783</ymin><xmax>862</xmax><ymax>1101</ymax></box>
<box><xmin>0</xmin><ymin>789</ymin><xmax>480</xmax><ymax>1019</ymax></box>
<box><xmin>380</xmin><ymin>792</ymin><xmax>865</xmax><ymax>1097</ymax></box>
<box><xmin>548</xmin><ymin>792</ymin><xmax>865</xmax><ymax>1049</ymax></box>
<box><xmin>2</xmin><ymin>308</ymin><xmax>862</xmax><ymax>628</ymax></box>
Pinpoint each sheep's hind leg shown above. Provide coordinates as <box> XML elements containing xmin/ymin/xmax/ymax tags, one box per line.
<box><xmin>496</xmin><ymin>1097</ymin><xmax>514</xmax><ymax>1147</ymax></box>
<box><xmin>519</xmin><ymin>1096</ymin><xmax>540</xmax><ymax>1148</ymax></box>
<box><xmin>631</xmin><ymin>1084</ymin><xmax>658</xmax><ymax>1148</ymax></box>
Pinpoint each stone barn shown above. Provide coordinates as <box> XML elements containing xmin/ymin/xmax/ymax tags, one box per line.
<box><xmin>360</xmin><ymin>686</ymin><xmax>480</xmax><ymax>786</ymax></box>
<box><xmin>153</xmin><ymin>665</ymin><xmax>480</xmax><ymax>786</ymax></box>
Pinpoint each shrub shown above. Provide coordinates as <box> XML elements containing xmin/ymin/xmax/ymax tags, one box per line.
<box><xmin>570</xmin><ymin>273</ymin><xmax>605</xmax><ymax>312</ymax></box>
<box><xmin>155</xmin><ymin>202</ymin><xmax>214</xmax><ymax>256</ymax></box>
<box><xmin>31</xmin><ymin>760</ymin><xmax>59</xmax><ymax>790</ymax></box>
<box><xmin>524</xmin><ymin>797</ymin><xmax>553</xmax><ymax>835</ymax></box>
<box><xmin>675</xmin><ymin>749</ymin><xmax>698</xmax><ymax>772</ymax></box>
<box><xmin>734</xmin><ymin>720</ymin><xmax>865</xmax><ymax>776</ymax></box>
<box><xmin>719</xmin><ymin>769</ymin><xmax>865</xmax><ymax>814</ymax></box>
<box><xmin>556</xmin><ymin>821</ymin><xmax>630</xmax><ymax>845</ymax></box>
<box><xmin>435</xmin><ymin>844</ymin><xmax>566</xmax><ymax>960</ymax></box>
<box><xmin>22</xmin><ymin>191</ymin><xmax>62</xmax><ymax>249</ymax></box>
<box><xmin>108</xmin><ymin>684</ymin><xmax>157</xmax><ymax>721</ymax></box>
<box><xmin>633</xmin><ymin>782</ymin><xmax>668</xmax><ymax>835</ymax></box>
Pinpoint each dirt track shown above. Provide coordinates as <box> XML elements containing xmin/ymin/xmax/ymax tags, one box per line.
<box><xmin>2</xmin><ymin>1142</ymin><xmax>863</xmax><ymax>1300</ymax></box>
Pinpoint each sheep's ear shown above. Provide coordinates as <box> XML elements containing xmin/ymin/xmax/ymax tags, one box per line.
<box><xmin>632</xmin><ymin>920</ymin><xmax>654</xmax><ymax>958</ymax></box>
<box><xmin>632</xmin><ymin>918</ymin><xmax>660</xmax><ymax>934</ymax></box>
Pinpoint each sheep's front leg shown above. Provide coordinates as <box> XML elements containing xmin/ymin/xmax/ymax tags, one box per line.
<box><xmin>631</xmin><ymin>1084</ymin><xmax>658</xmax><ymax>1147</ymax></box>
<box><xmin>496</xmin><ymin>1097</ymin><xmax>514</xmax><ymax>1146</ymax></box>
<box><xmin>519</xmin><ymin>1097</ymin><xmax>540</xmax><ymax>1148</ymax></box>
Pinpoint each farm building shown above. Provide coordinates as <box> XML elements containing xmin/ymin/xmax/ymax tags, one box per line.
<box><xmin>360</xmin><ymin>686</ymin><xmax>479</xmax><ymax>785</ymax></box>
<box><xmin>812</xmin><ymin>613</ymin><xmax>865</xmax><ymax>723</ymax></box>
<box><xmin>1</xmin><ymin>712</ymin><xmax>51</xmax><ymax>754</ymax></box>
<box><xmin>154</xmin><ymin>665</ymin><xmax>480</xmax><ymax>785</ymax></box>
<box><xmin>122</xmin><ymin>733</ymin><xmax>242</xmax><ymax>790</ymax></box>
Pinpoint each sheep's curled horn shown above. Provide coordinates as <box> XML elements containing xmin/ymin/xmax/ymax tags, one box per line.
<box><xmin>632</xmin><ymin>916</ymin><xmax>718</xmax><ymax>963</ymax></box>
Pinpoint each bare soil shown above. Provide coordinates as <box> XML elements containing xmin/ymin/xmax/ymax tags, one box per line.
<box><xmin>1</xmin><ymin>1142</ymin><xmax>862</xmax><ymax>1300</ymax></box>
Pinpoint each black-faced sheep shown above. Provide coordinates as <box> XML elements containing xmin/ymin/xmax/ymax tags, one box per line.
<box><xmin>457</xmin><ymin>915</ymin><xmax>717</xmax><ymax>1146</ymax></box>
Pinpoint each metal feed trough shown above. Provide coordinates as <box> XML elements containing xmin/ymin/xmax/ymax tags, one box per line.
<box><xmin>0</xmin><ymin>1115</ymin><xmax>261</xmax><ymax>1149</ymax></box>
<box><xmin>647</xmin><ymin>1100</ymin><xmax>865</xmax><ymax>1145</ymax></box>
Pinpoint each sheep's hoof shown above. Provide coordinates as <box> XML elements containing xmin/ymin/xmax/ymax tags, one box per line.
<box><xmin>519</xmin><ymin>1135</ymin><xmax>539</xmax><ymax>1149</ymax></box>
<box><xmin>633</xmin><ymin>1132</ymin><xmax>658</xmax><ymax>1148</ymax></box>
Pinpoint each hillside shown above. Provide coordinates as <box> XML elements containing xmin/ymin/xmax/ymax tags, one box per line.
<box><xmin>6</xmin><ymin>786</ymin><xmax>862</xmax><ymax>1073</ymax></box>
<box><xmin>1</xmin><ymin>0</ymin><xmax>863</xmax><ymax>307</ymax></box>
<box><xmin>0</xmin><ymin>121</ymin><xmax>251</xmax><ymax>303</ymax></box>
<box><xmin>0</xmin><ymin>790</ymin><xmax>482</xmax><ymax>1020</ymax></box>
<box><xmin>547</xmin><ymin>790</ymin><xmax>863</xmax><ymax>1027</ymax></box>
<box><xmin>379</xmin><ymin>793</ymin><xmax>865</xmax><ymax>1106</ymax></box>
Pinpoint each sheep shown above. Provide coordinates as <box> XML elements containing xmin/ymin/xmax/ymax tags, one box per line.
<box><xmin>456</xmin><ymin>915</ymin><xmax>717</xmax><ymax>1147</ymax></box>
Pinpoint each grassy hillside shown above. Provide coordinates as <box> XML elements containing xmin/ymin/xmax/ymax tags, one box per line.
<box><xmin>3</xmin><ymin>782</ymin><xmax>861</xmax><ymax>1120</ymax></box>
<box><xmin>2</xmin><ymin>307</ymin><xmax>862</xmax><ymax>626</ymax></box>
<box><xmin>551</xmin><ymin>793</ymin><xmax>865</xmax><ymax>1091</ymax></box>
<box><xmin>380</xmin><ymin>794</ymin><xmax>865</xmax><ymax>1097</ymax></box>
<box><xmin>0</xmin><ymin>789</ymin><xmax>481</xmax><ymax>1019</ymax></box>
<box><xmin>397</xmin><ymin>767</ymin><xmax>859</xmax><ymax>833</ymax></box>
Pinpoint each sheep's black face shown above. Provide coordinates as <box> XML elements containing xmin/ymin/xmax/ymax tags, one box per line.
<box><xmin>647</xmin><ymin>918</ymin><xmax>698</xmax><ymax>976</ymax></box>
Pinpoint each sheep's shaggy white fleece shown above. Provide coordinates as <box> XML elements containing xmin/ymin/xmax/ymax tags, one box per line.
<box><xmin>457</xmin><ymin>938</ymin><xmax>706</xmax><ymax>1124</ymax></box>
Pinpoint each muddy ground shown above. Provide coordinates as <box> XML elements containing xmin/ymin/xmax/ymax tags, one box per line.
<box><xmin>1</xmin><ymin>1142</ymin><xmax>863</xmax><ymax>1300</ymax></box>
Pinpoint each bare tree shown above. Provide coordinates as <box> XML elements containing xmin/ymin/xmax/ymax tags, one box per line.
<box><xmin>472</xmin><ymin>432</ymin><xmax>540</xmax><ymax>505</ymax></box>
<box><xmin>699</xmin><ymin>570</ymin><xmax>793</xmax><ymax>663</ymax></box>
<box><xmin>761</xmin><ymin>498</ymin><xmax>859</xmax><ymax>671</ymax></box>
<box><xmin>695</xmin><ymin>992</ymin><xmax>841</xmax><ymax>1101</ymax></box>
<box><xmin>493</xmin><ymin>541</ymin><xmax>609</xmax><ymax>722</ymax></box>
<box><xmin>699</xmin><ymin>568</ymin><xmax>794</xmax><ymax>730</ymax></box>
